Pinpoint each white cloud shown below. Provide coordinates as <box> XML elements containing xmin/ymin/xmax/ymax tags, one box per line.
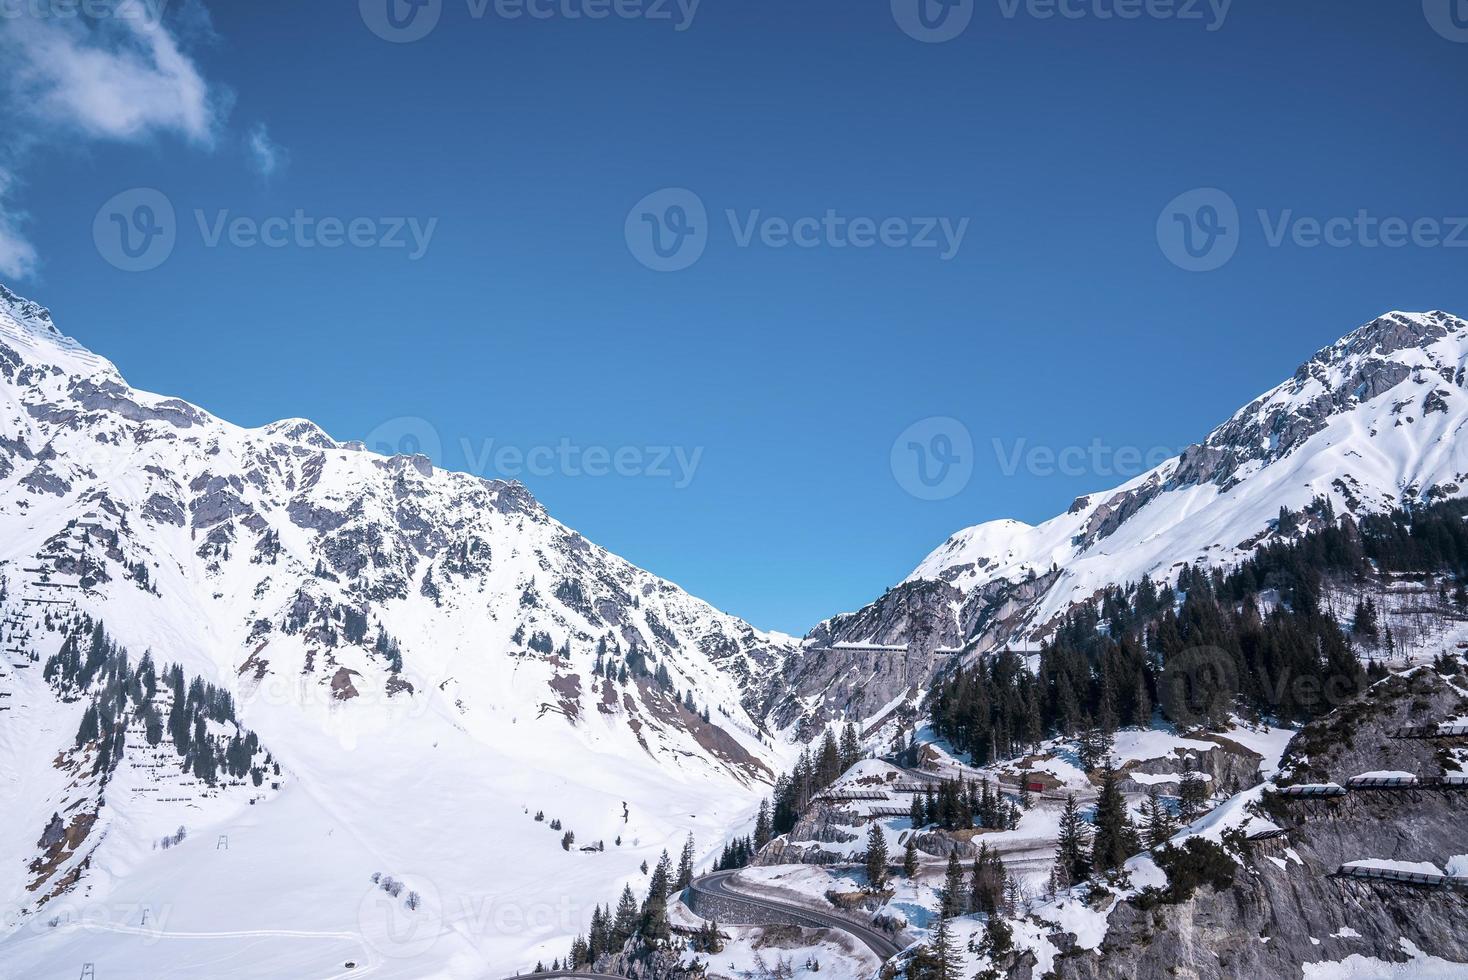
<box><xmin>1</xmin><ymin>12</ymin><xmax>220</xmax><ymax>145</ymax></box>
<box><xmin>0</xmin><ymin>169</ymin><xmax>39</xmax><ymax>281</ymax></box>
<box><xmin>247</xmin><ymin>123</ymin><xmax>286</xmax><ymax>178</ymax></box>
<box><xmin>0</xmin><ymin>4</ymin><xmax>230</xmax><ymax>280</ymax></box>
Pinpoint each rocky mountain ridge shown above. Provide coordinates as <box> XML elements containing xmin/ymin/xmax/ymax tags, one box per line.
<box><xmin>771</xmin><ymin>311</ymin><xmax>1468</xmax><ymax>732</ymax></box>
<box><xmin>0</xmin><ymin>282</ymin><xmax>798</xmax><ymax>970</ymax></box>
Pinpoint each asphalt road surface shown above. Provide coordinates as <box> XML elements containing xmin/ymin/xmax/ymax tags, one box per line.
<box><xmin>502</xmin><ymin>871</ymin><xmax>906</xmax><ymax>978</ymax></box>
<box><xmin>687</xmin><ymin>870</ymin><xmax>904</xmax><ymax>961</ymax></box>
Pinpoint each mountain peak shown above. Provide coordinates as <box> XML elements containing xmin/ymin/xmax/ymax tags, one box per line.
<box><xmin>879</xmin><ymin>307</ymin><xmax>1468</xmax><ymax>657</ymax></box>
<box><xmin>0</xmin><ymin>283</ymin><xmax>55</xmax><ymax>334</ymax></box>
<box><xmin>259</xmin><ymin>418</ymin><xmax>339</xmax><ymax>449</ymax></box>
<box><xmin>1309</xmin><ymin>310</ymin><xmax>1466</xmax><ymax>372</ymax></box>
<box><xmin>0</xmin><ymin>282</ymin><xmax>116</xmax><ymax>379</ymax></box>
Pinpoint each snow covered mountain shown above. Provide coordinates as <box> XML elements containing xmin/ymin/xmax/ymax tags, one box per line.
<box><xmin>0</xmin><ymin>283</ymin><xmax>795</xmax><ymax>974</ymax></box>
<box><xmin>777</xmin><ymin>311</ymin><xmax>1468</xmax><ymax>729</ymax></box>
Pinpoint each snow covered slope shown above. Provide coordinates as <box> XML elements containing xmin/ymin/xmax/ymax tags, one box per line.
<box><xmin>910</xmin><ymin>310</ymin><xmax>1468</xmax><ymax>639</ymax></box>
<box><xmin>773</xmin><ymin>311</ymin><xmax>1468</xmax><ymax>731</ymax></box>
<box><xmin>0</xmin><ymin>283</ymin><xmax>795</xmax><ymax>974</ymax></box>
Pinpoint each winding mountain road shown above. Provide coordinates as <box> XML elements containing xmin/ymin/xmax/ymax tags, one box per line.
<box><xmin>686</xmin><ymin>870</ymin><xmax>904</xmax><ymax>961</ymax></box>
<box><xmin>500</xmin><ymin>870</ymin><xmax>901</xmax><ymax>979</ymax></box>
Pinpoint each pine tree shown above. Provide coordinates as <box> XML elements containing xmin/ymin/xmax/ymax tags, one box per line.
<box><xmin>1352</xmin><ymin>598</ymin><xmax>1379</xmax><ymax>640</ymax></box>
<box><xmin>968</xmin><ymin>855</ymin><xmax>987</xmax><ymax>916</ymax></box>
<box><xmin>1178</xmin><ymin>758</ymin><xmax>1208</xmax><ymax>823</ymax></box>
<box><xmin>753</xmin><ymin>798</ymin><xmax>772</xmax><ymax>848</ymax></box>
<box><xmin>640</xmin><ymin>850</ymin><xmax>672</xmax><ymax>942</ymax></box>
<box><xmin>864</xmin><ymin>821</ymin><xmax>889</xmax><ymax>890</ymax></box>
<box><xmin>909</xmin><ymin>793</ymin><xmax>926</xmax><ymax>828</ymax></box>
<box><xmin>1143</xmin><ymin>784</ymin><xmax>1176</xmax><ymax>848</ymax></box>
<box><xmin>839</xmin><ymin>721</ymin><xmax>862</xmax><ymax>772</ymax></box>
<box><xmin>940</xmin><ymin>851</ymin><xmax>965</xmax><ymax>917</ymax></box>
<box><xmin>1097</xmin><ymin>665</ymin><xmax>1119</xmax><ymax>738</ymax></box>
<box><xmin>1055</xmin><ymin>793</ymin><xmax>1089</xmax><ymax>886</ymax></box>
<box><xmin>926</xmin><ymin>910</ymin><xmax>961</xmax><ymax>980</ymax></box>
<box><xmin>1077</xmin><ymin>713</ymin><xmax>1102</xmax><ymax>772</ymax></box>
<box><xmin>675</xmin><ymin>833</ymin><xmax>695</xmax><ymax>891</ymax></box>
<box><xmin>75</xmin><ymin>700</ymin><xmax>100</xmax><ymax>747</ymax></box>
<box><xmin>816</xmin><ymin>729</ymin><xmax>841</xmax><ymax>786</ymax></box>
<box><xmin>1132</xmin><ymin>670</ymin><xmax>1153</xmax><ymax>727</ymax></box>
<box><xmin>610</xmin><ymin>884</ymin><xmax>639</xmax><ymax>948</ymax></box>
<box><xmin>903</xmin><ymin>836</ymin><xmax>919</xmax><ymax>879</ymax></box>
<box><xmin>588</xmin><ymin>904</ymin><xmax>610</xmax><ymax>960</ymax></box>
<box><xmin>979</xmin><ymin>913</ymin><xmax>1014</xmax><ymax>961</ymax></box>
<box><xmin>1090</xmin><ymin>758</ymin><xmax>1136</xmax><ymax>875</ymax></box>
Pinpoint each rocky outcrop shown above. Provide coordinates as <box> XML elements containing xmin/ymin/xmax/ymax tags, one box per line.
<box><xmin>1007</xmin><ymin>667</ymin><xmax>1468</xmax><ymax>980</ymax></box>
<box><xmin>811</xmin><ymin>310</ymin><xmax>1468</xmax><ymax>733</ymax></box>
<box><xmin>753</xmin><ymin>805</ymin><xmax>859</xmax><ymax>866</ymax></box>
<box><xmin>592</xmin><ymin>936</ymin><xmax>706</xmax><ymax>979</ymax></box>
<box><xmin>773</xmin><ymin>569</ymin><xmax>1061</xmax><ymax>735</ymax></box>
<box><xmin>1119</xmin><ymin>738</ymin><xmax>1264</xmax><ymax>797</ymax></box>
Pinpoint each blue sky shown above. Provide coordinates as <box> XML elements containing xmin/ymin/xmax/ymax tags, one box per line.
<box><xmin>2</xmin><ymin>0</ymin><xmax>1467</xmax><ymax>633</ymax></box>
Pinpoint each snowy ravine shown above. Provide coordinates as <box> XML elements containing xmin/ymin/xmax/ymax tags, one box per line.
<box><xmin>0</xmin><ymin>283</ymin><xmax>798</xmax><ymax>976</ymax></box>
<box><xmin>778</xmin><ymin>310</ymin><xmax>1468</xmax><ymax>729</ymax></box>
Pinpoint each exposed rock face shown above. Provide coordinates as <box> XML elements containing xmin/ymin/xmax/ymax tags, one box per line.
<box><xmin>35</xmin><ymin>814</ymin><xmax>64</xmax><ymax>851</ymax></box>
<box><xmin>1007</xmin><ymin>668</ymin><xmax>1468</xmax><ymax>980</ymax></box>
<box><xmin>753</xmin><ymin>804</ymin><xmax>859</xmax><ymax>866</ymax></box>
<box><xmin>1277</xmin><ymin>667</ymin><xmax>1468</xmax><ymax>787</ymax></box>
<box><xmin>1118</xmin><ymin>740</ymin><xmax>1264</xmax><ymax>797</ymax></box>
<box><xmin>592</xmin><ymin>936</ymin><xmax>705</xmax><ymax>979</ymax></box>
<box><xmin>774</xmin><ymin>570</ymin><xmax>1059</xmax><ymax>734</ymax></box>
<box><xmin>794</xmin><ymin>310</ymin><xmax>1468</xmax><ymax>737</ymax></box>
<box><xmin>0</xmin><ymin>283</ymin><xmax>790</xmax><ymax>787</ymax></box>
